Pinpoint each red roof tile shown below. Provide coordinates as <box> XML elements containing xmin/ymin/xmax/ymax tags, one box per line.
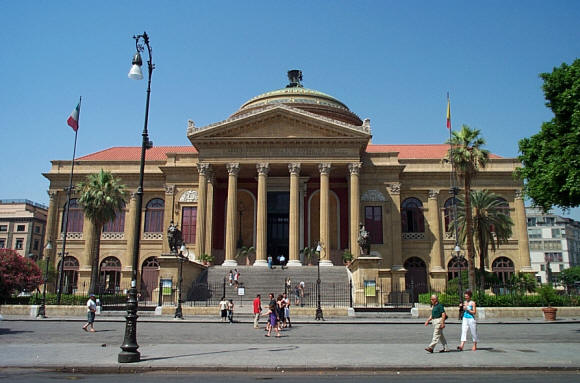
<box><xmin>77</xmin><ymin>146</ymin><xmax>197</xmax><ymax>161</ymax></box>
<box><xmin>366</xmin><ymin>144</ymin><xmax>502</xmax><ymax>159</ymax></box>
<box><xmin>76</xmin><ymin>144</ymin><xmax>501</xmax><ymax>161</ymax></box>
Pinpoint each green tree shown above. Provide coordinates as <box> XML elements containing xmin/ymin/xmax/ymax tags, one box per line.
<box><xmin>236</xmin><ymin>245</ymin><xmax>255</xmax><ymax>265</ymax></box>
<box><xmin>559</xmin><ymin>266</ymin><xmax>580</xmax><ymax>290</ymax></box>
<box><xmin>446</xmin><ymin>125</ymin><xmax>490</xmax><ymax>290</ymax></box>
<box><xmin>517</xmin><ymin>59</ymin><xmax>580</xmax><ymax>211</ymax></box>
<box><xmin>77</xmin><ymin>169</ymin><xmax>127</xmax><ymax>294</ymax></box>
<box><xmin>456</xmin><ymin>190</ymin><xmax>513</xmax><ymax>290</ymax></box>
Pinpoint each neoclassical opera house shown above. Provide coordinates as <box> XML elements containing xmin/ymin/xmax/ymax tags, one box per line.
<box><xmin>43</xmin><ymin>71</ymin><xmax>531</xmax><ymax>304</ymax></box>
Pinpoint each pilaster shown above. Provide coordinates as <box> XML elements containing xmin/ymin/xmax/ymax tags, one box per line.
<box><xmin>515</xmin><ymin>190</ymin><xmax>533</xmax><ymax>272</ymax></box>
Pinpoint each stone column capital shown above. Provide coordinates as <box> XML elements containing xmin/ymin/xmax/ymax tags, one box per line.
<box><xmin>164</xmin><ymin>184</ymin><xmax>175</xmax><ymax>195</ymax></box>
<box><xmin>47</xmin><ymin>190</ymin><xmax>57</xmax><ymax>200</ymax></box>
<box><xmin>348</xmin><ymin>162</ymin><xmax>362</xmax><ymax>175</ymax></box>
<box><xmin>130</xmin><ymin>192</ymin><xmax>138</xmax><ymax>201</ymax></box>
<box><xmin>288</xmin><ymin>162</ymin><xmax>301</xmax><ymax>176</ymax></box>
<box><xmin>515</xmin><ymin>189</ymin><xmax>523</xmax><ymax>199</ymax></box>
<box><xmin>196</xmin><ymin>162</ymin><xmax>211</xmax><ymax>176</ymax></box>
<box><xmin>318</xmin><ymin>163</ymin><xmax>332</xmax><ymax>175</ymax></box>
<box><xmin>428</xmin><ymin>189</ymin><xmax>440</xmax><ymax>199</ymax></box>
<box><xmin>226</xmin><ymin>163</ymin><xmax>240</xmax><ymax>176</ymax></box>
<box><xmin>256</xmin><ymin>163</ymin><xmax>270</xmax><ymax>176</ymax></box>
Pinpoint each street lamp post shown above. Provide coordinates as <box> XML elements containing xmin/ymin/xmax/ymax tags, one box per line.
<box><xmin>453</xmin><ymin>245</ymin><xmax>465</xmax><ymax>320</ymax></box>
<box><xmin>174</xmin><ymin>244</ymin><xmax>187</xmax><ymax>319</ymax></box>
<box><xmin>315</xmin><ymin>242</ymin><xmax>324</xmax><ymax>321</ymax></box>
<box><xmin>119</xmin><ymin>31</ymin><xmax>154</xmax><ymax>364</ymax></box>
<box><xmin>37</xmin><ymin>241</ymin><xmax>52</xmax><ymax>318</ymax></box>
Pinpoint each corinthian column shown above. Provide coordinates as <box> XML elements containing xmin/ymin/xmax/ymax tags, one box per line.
<box><xmin>254</xmin><ymin>163</ymin><xmax>269</xmax><ymax>266</ymax></box>
<box><xmin>288</xmin><ymin>163</ymin><xmax>302</xmax><ymax>266</ymax></box>
<box><xmin>223</xmin><ymin>163</ymin><xmax>240</xmax><ymax>266</ymax></box>
<box><xmin>195</xmin><ymin>163</ymin><xmax>210</xmax><ymax>259</ymax></box>
<box><xmin>204</xmin><ymin>170</ymin><xmax>215</xmax><ymax>261</ymax></box>
<box><xmin>319</xmin><ymin>163</ymin><xmax>333</xmax><ymax>266</ymax></box>
<box><xmin>348</xmin><ymin>163</ymin><xmax>362</xmax><ymax>259</ymax></box>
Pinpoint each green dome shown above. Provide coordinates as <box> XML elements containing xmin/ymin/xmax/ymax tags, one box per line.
<box><xmin>232</xmin><ymin>71</ymin><xmax>363</xmax><ymax>126</ymax></box>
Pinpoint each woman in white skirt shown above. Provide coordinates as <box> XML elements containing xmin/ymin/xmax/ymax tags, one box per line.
<box><xmin>457</xmin><ymin>289</ymin><xmax>478</xmax><ymax>351</ymax></box>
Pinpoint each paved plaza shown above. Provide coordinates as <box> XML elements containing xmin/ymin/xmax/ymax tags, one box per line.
<box><xmin>1</xmin><ymin>314</ymin><xmax>580</xmax><ymax>372</ymax></box>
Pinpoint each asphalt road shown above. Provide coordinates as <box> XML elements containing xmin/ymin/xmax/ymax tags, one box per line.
<box><xmin>2</xmin><ymin>320</ymin><xmax>580</xmax><ymax>346</ymax></box>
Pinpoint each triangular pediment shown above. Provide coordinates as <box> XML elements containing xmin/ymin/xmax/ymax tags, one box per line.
<box><xmin>187</xmin><ymin>105</ymin><xmax>371</xmax><ymax>142</ymax></box>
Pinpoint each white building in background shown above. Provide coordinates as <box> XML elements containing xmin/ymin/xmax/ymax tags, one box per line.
<box><xmin>526</xmin><ymin>207</ymin><xmax>580</xmax><ymax>284</ymax></box>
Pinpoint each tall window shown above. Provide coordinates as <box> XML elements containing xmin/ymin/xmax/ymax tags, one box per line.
<box><xmin>62</xmin><ymin>199</ymin><xmax>84</xmax><ymax>233</ymax></box>
<box><xmin>144</xmin><ymin>198</ymin><xmax>164</xmax><ymax>233</ymax></box>
<box><xmin>181</xmin><ymin>207</ymin><xmax>197</xmax><ymax>244</ymax></box>
<box><xmin>401</xmin><ymin>197</ymin><xmax>425</xmax><ymax>233</ymax></box>
<box><xmin>444</xmin><ymin>197</ymin><xmax>458</xmax><ymax>233</ymax></box>
<box><xmin>103</xmin><ymin>202</ymin><xmax>126</xmax><ymax>233</ymax></box>
<box><xmin>365</xmin><ymin>206</ymin><xmax>383</xmax><ymax>244</ymax></box>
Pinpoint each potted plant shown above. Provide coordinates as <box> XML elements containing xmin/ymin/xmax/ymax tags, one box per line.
<box><xmin>538</xmin><ymin>284</ymin><xmax>558</xmax><ymax>321</ymax></box>
<box><xmin>198</xmin><ymin>253</ymin><xmax>214</xmax><ymax>266</ymax></box>
<box><xmin>342</xmin><ymin>249</ymin><xmax>354</xmax><ymax>266</ymax></box>
<box><xmin>236</xmin><ymin>246</ymin><xmax>255</xmax><ymax>265</ymax></box>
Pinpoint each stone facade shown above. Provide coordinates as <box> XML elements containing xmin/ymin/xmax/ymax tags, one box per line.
<box><xmin>42</xmin><ymin>75</ymin><xmax>530</xmax><ymax>302</ymax></box>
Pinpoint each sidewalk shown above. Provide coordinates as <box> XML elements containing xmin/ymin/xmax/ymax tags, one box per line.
<box><xmin>2</xmin><ymin>314</ymin><xmax>580</xmax><ymax>372</ymax></box>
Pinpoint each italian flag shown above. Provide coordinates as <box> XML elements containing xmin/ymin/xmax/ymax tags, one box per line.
<box><xmin>67</xmin><ymin>102</ymin><xmax>80</xmax><ymax>132</ymax></box>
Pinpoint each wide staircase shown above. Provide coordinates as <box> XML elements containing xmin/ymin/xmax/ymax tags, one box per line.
<box><xmin>195</xmin><ymin>265</ymin><xmax>350</xmax><ymax>313</ymax></box>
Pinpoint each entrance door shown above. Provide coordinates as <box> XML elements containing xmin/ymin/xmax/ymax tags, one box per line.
<box><xmin>404</xmin><ymin>257</ymin><xmax>428</xmax><ymax>302</ymax></box>
<box><xmin>267</xmin><ymin>192</ymin><xmax>289</xmax><ymax>264</ymax></box>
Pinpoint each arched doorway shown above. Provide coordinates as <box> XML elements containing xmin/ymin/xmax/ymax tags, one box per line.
<box><xmin>141</xmin><ymin>257</ymin><xmax>160</xmax><ymax>301</ymax></box>
<box><xmin>405</xmin><ymin>257</ymin><xmax>428</xmax><ymax>301</ymax></box>
<box><xmin>99</xmin><ymin>256</ymin><xmax>122</xmax><ymax>294</ymax></box>
<box><xmin>447</xmin><ymin>257</ymin><xmax>468</xmax><ymax>281</ymax></box>
<box><xmin>492</xmin><ymin>256</ymin><xmax>515</xmax><ymax>283</ymax></box>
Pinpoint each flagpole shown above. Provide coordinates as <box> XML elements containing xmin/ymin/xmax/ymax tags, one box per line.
<box><xmin>56</xmin><ymin>96</ymin><xmax>81</xmax><ymax>304</ymax></box>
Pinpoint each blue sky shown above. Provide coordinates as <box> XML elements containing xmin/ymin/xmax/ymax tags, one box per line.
<box><xmin>1</xmin><ymin>1</ymin><xmax>579</xmax><ymax>219</ymax></box>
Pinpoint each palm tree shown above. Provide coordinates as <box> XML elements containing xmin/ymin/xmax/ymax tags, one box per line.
<box><xmin>453</xmin><ymin>190</ymin><xmax>513</xmax><ymax>291</ymax></box>
<box><xmin>77</xmin><ymin>169</ymin><xmax>127</xmax><ymax>294</ymax></box>
<box><xmin>446</xmin><ymin>125</ymin><xmax>490</xmax><ymax>290</ymax></box>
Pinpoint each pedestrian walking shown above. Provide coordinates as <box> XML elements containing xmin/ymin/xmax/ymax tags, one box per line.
<box><xmin>265</xmin><ymin>293</ymin><xmax>275</xmax><ymax>332</ymax></box>
<box><xmin>424</xmin><ymin>294</ymin><xmax>449</xmax><ymax>353</ymax></box>
<box><xmin>294</xmin><ymin>283</ymin><xmax>301</xmax><ymax>306</ymax></box>
<box><xmin>253</xmin><ymin>294</ymin><xmax>262</xmax><ymax>329</ymax></box>
<box><xmin>276</xmin><ymin>294</ymin><xmax>285</xmax><ymax>330</ymax></box>
<box><xmin>219</xmin><ymin>296</ymin><xmax>228</xmax><ymax>322</ymax></box>
<box><xmin>299</xmin><ymin>281</ymin><xmax>305</xmax><ymax>306</ymax></box>
<box><xmin>285</xmin><ymin>277</ymin><xmax>292</xmax><ymax>294</ymax></box>
<box><xmin>227</xmin><ymin>299</ymin><xmax>235</xmax><ymax>323</ymax></box>
<box><xmin>82</xmin><ymin>294</ymin><xmax>97</xmax><ymax>332</ymax></box>
<box><xmin>282</xmin><ymin>292</ymin><xmax>291</xmax><ymax>328</ymax></box>
<box><xmin>457</xmin><ymin>289</ymin><xmax>478</xmax><ymax>351</ymax></box>
<box><xmin>267</xmin><ymin>255</ymin><xmax>273</xmax><ymax>269</ymax></box>
<box><xmin>280</xmin><ymin>254</ymin><xmax>286</xmax><ymax>269</ymax></box>
<box><xmin>228</xmin><ymin>270</ymin><xmax>233</xmax><ymax>287</ymax></box>
<box><xmin>233</xmin><ymin>269</ymin><xmax>240</xmax><ymax>288</ymax></box>
<box><xmin>265</xmin><ymin>303</ymin><xmax>281</xmax><ymax>338</ymax></box>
